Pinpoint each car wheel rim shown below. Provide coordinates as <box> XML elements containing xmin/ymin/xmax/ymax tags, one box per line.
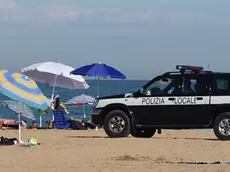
<box><xmin>219</xmin><ymin>119</ymin><xmax>230</xmax><ymax>136</ymax></box>
<box><xmin>109</xmin><ymin>116</ymin><xmax>125</xmax><ymax>133</ymax></box>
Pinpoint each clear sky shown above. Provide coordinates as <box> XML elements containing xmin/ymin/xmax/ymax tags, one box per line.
<box><xmin>0</xmin><ymin>0</ymin><xmax>229</xmax><ymax>79</ymax></box>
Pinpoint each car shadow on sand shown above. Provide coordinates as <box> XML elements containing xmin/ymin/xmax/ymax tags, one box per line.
<box><xmin>67</xmin><ymin>136</ymin><xmax>109</xmax><ymax>139</ymax></box>
<box><xmin>154</xmin><ymin>137</ymin><xmax>219</xmax><ymax>141</ymax></box>
<box><xmin>66</xmin><ymin>135</ymin><xmax>220</xmax><ymax>141</ymax></box>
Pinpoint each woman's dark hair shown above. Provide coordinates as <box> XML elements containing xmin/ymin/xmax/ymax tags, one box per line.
<box><xmin>22</xmin><ymin>120</ymin><xmax>27</xmax><ymax>124</ymax></box>
<box><xmin>54</xmin><ymin>97</ymin><xmax>60</xmax><ymax>110</ymax></box>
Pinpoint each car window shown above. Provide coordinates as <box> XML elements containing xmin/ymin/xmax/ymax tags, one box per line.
<box><xmin>216</xmin><ymin>78</ymin><xmax>228</xmax><ymax>90</ymax></box>
<box><xmin>143</xmin><ymin>77</ymin><xmax>179</xmax><ymax>96</ymax></box>
<box><xmin>181</xmin><ymin>75</ymin><xmax>210</xmax><ymax>96</ymax></box>
<box><xmin>190</xmin><ymin>79</ymin><xmax>197</xmax><ymax>92</ymax></box>
<box><xmin>212</xmin><ymin>76</ymin><xmax>230</xmax><ymax>95</ymax></box>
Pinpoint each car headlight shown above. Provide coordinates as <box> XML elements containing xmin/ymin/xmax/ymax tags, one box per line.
<box><xmin>91</xmin><ymin>99</ymin><xmax>101</xmax><ymax>115</ymax></box>
<box><xmin>93</xmin><ymin>98</ymin><xmax>99</xmax><ymax>108</ymax></box>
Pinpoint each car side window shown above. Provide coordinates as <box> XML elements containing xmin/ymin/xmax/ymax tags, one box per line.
<box><xmin>216</xmin><ymin>78</ymin><xmax>228</xmax><ymax>90</ymax></box>
<box><xmin>213</xmin><ymin>76</ymin><xmax>230</xmax><ymax>95</ymax></box>
<box><xmin>181</xmin><ymin>75</ymin><xmax>210</xmax><ymax>96</ymax></box>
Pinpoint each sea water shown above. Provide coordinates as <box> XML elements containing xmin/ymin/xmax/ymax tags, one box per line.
<box><xmin>0</xmin><ymin>80</ymin><xmax>148</xmax><ymax>126</ymax></box>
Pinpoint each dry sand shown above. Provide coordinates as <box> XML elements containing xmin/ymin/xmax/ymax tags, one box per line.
<box><xmin>0</xmin><ymin>128</ymin><xmax>230</xmax><ymax>172</ymax></box>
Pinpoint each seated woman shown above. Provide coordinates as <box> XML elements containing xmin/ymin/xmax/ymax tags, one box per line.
<box><xmin>53</xmin><ymin>95</ymin><xmax>69</xmax><ymax>114</ymax></box>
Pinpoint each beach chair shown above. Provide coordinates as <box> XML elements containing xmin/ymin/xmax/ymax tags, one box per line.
<box><xmin>53</xmin><ymin>110</ymin><xmax>70</xmax><ymax>129</ymax></box>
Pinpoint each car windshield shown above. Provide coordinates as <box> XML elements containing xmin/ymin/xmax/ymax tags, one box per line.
<box><xmin>140</xmin><ymin>77</ymin><xmax>173</xmax><ymax>95</ymax></box>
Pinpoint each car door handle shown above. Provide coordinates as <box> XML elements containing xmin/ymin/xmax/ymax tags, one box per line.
<box><xmin>196</xmin><ymin>97</ymin><xmax>203</xmax><ymax>100</ymax></box>
<box><xmin>168</xmin><ymin>98</ymin><xmax>175</xmax><ymax>101</ymax></box>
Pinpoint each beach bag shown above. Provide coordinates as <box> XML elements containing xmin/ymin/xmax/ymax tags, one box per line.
<box><xmin>68</xmin><ymin>119</ymin><xmax>87</xmax><ymax>130</ymax></box>
<box><xmin>0</xmin><ymin>136</ymin><xmax>18</xmax><ymax>145</ymax></box>
<box><xmin>28</xmin><ymin>137</ymin><xmax>38</xmax><ymax>145</ymax></box>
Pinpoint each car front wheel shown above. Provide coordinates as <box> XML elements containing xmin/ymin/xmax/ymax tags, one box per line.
<box><xmin>104</xmin><ymin>110</ymin><xmax>131</xmax><ymax>138</ymax></box>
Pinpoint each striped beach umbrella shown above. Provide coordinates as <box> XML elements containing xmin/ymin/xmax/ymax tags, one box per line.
<box><xmin>0</xmin><ymin>69</ymin><xmax>48</xmax><ymax>143</ymax></box>
<box><xmin>0</xmin><ymin>70</ymin><xmax>48</xmax><ymax>110</ymax></box>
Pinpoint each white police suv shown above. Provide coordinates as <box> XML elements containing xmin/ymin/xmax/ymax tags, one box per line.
<box><xmin>92</xmin><ymin>65</ymin><xmax>230</xmax><ymax>140</ymax></box>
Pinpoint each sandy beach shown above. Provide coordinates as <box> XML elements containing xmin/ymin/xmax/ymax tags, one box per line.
<box><xmin>0</xmin><ymin>128</ymin><xmax>230</xmax><ymax>172</ymax></box>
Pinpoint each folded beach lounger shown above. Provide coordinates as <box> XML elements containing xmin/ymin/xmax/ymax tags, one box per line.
<box><xmin>53</xmin><ymin>110</ymin><xmax>70</xmax><ymax>129</ymax></box>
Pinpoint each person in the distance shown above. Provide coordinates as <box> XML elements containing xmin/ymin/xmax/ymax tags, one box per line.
<box><xmin>53</xmin><ymin>95</ymin><xmax>69</xmax><ymax>114</ymax></box>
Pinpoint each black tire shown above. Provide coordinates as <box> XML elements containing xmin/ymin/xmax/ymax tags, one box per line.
<box><xmin>131</xmin><ymin>128</ymin><xmax>156</xmax><ymax>138</ymax></box>
<box><xmin>213</xmin><ymin>112</ymin><xmax>230</xmax><ymax>140</ymax></box>
<box><xmin>104</xmin><ymin>110</ymin><xmax>131</xmax><ymax>138</ymax></box>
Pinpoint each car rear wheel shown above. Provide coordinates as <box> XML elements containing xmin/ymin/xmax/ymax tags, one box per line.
<box><xmin>131</xmin><ymin>128</ymin><xmax>156</xmax><ymax>138</ymax></box>
<box><xmin>104</xmin><ymin>110</ymin><xmax>131</xmax><ymax>138</ymax></box>
<box><xmin>213</xmin><ymin>112</ymin><xmax>230</xmax><ymax>140</ymax></box>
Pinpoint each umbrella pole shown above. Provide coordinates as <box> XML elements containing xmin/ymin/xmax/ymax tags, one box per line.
<box><xmin>18</xmin><ymin>101</ymin><xmax>22</xmax><ymax>143</ymax></box>
<box><xmin>40</xmin><ymin>116</ymin><xmax>42</xmax><ymax>128</ymax></box>
<box><xmin>96</xmin><ymin>77</ymin><xmax>99</xmax><ymax>132</ymax></box>
<box><xmin>19</xmin><ymin>113</ymin><xmax>22</xmax><ymax>143</ymax></box>
<box><xmin>83</xmin><ymin>104</ymin><xmax>86</xmax><ymax>118</ymax></box>
<box><xmin>50</xmin><ymin>74</ymin><xmax>58</xmax><ymax>121</ymax></box>
<box><xmin>97</xmin><ymin>77</ymin><xmax>99</xmax><ymax>98</ymax></box>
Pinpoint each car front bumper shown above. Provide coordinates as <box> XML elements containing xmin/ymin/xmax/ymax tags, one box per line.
<box><xmin>91</xmin><ymin>108</ymin><xmax>102</xmax><ymax>126</ymax></box>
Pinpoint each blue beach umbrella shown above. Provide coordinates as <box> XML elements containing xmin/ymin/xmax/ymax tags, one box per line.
<box><xmin>70</xmin><ymin>62</ymin><xmax>126</xmax><ymax>97</ymax></box>
<box><xmin>0</xmin><ymin>69</ymin><xmax>48</xmax><ymax>142</ymax></box>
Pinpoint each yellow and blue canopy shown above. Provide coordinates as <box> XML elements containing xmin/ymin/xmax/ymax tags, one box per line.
<box><xmin>0</xmin><ymin>70</ymin><xmax>48</xmax><ymax>110</ymax></box>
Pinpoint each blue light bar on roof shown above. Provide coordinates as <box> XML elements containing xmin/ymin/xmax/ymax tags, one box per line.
<box><xmin>176</xmin><ymin>65</ymin><xmax>204</xmax><ymax>71</ymax></box>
